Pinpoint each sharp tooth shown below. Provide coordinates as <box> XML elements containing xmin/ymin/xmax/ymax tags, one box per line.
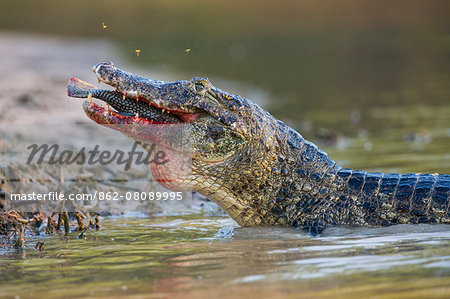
<box><xmin>162</xmin><ymin>109</ymin><xmax>165</xmax><ymax>113</ymax></box>
<box><xmin>97</xmin><ymin>78</ymin><xmax>101</xmax><ymax>84</ymax></box>
<box><xmin>123</xmin><ymin>94</ymin><xmax>126</xmax><ymax>100</ymax></box>
<box><xmin>88</xmin><ymin>93</ymin><xmax>92</xmax><ymax>103</ymax></box>
<box><xmin>135</xmin><ymin>113</ymin><xmax>139</xmax><ymax>118</ymax></box>
<box><xmin>105</xmin><ymin>104</ymin><xmax>110</xmax><ymax>111</ymax></box>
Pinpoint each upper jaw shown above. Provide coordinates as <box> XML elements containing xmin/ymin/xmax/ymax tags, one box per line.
<box><xmin>93</xmin><ymin>62</ymin><xmax>197</xmax><ymax>114</ymax></box>
<box><xmin>92</xmin><ymin>62</ymin><xmax>245</xmax><ymax>132</ymax></box>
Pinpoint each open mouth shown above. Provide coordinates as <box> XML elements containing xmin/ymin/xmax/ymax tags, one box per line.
<box><xmin>67</xmin><ymin>77</ymin><xmax>199</xmax><ymax>126</ymax></box>
<box><xmin>68</xmin><ymin>62</ymin><xmax>242</xmax><ymax>132</ymax></box>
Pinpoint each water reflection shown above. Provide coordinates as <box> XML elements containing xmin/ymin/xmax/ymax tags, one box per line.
<box><xmin>1</xmin><ymin>215</ymin><xmax>448</xmax><ymax>297</ymax></box>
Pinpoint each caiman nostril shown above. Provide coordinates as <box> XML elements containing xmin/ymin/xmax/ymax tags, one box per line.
<box><xmin>92</xmin><ymin>62</ymin><xmax>114</xmax><ymax>74</ymax></box>
<box><xmin>92</xmin><ymin>63</ymin><xmax>101</xmax><ymax>74</ymax></box>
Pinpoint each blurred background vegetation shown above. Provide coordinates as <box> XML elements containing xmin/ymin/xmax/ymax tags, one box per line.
<box><xmin>1</xmin><ymin>0</ymin><xmax>449</xmax><ymax>171</ymax></box>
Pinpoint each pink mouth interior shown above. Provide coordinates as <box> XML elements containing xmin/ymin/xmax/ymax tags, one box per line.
<box><xmin>85</xmin><ymin>101</ymin><xmax>169</xmax><ymax>125</ymax></box>
<box><xmin>84</xmin><ymin>100</ymin><xmax>200</xmax><ymax>125</ymax></box>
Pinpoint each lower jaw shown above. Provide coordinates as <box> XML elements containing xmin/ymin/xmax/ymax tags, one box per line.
<box><xmin>150</xmin><ymin>158</ymin><xmax>194</xmax><ymax>191</ymax></box>
<box><xmin>83</xmin><ymin>101</ymin><xmax>200</xmax><ymax>191</ymax></box>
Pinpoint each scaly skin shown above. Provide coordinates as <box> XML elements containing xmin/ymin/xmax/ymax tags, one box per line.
<box><xmin>68</xmin><ymin>62</ymin><xmax>450</xmax><ymax>235</ymax></box>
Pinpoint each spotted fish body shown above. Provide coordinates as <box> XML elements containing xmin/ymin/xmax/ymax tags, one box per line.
<box><xmin>67</xmin><ymin>78</ymin><xmax>181</xmax><ymax>123</ymax></box>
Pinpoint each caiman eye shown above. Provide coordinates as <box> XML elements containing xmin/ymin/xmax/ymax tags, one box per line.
<box><xmin>194</xmin><ymin>83</ymin><xmax>205</xmax><ymax>92</ymax></box>
<box><xmin>191</xmin><ymin>77</ymin><xmax>210</xmax><ymax>93</ymax></box>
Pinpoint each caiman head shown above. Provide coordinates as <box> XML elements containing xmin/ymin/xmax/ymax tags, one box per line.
<box><xmin>68</xmin><ymin>62</ymin><xmax>286</xmax><ymax>225</ymax></box>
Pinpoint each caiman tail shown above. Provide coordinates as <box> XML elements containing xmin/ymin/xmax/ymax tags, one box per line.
<box><xmin>257</xmin><ymin>125</ymin><xmax>449</xmax><ymax>235</ymax></box>
<box><xmin>332</xmin><ymin>170</ymin><xmax>449</xmax><ymax>228</ymax></box>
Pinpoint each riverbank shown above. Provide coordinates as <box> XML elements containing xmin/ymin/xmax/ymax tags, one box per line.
<box><xmin>0</xmin><ymin>32</ymin><xmax>228</xmax><ymax>219</ymax></box>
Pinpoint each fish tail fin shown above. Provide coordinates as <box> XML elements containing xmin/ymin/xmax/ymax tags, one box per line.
<box><xmin>67</xmin><ymin>78</ymin><xmax>96</xmax><ymax>98</ymax></box>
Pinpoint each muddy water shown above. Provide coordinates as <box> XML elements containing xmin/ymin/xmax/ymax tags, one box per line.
<box><xmin>0</xmin><ymin>215</ymin><xmax>449</xmax><ymax>298</ymax></box>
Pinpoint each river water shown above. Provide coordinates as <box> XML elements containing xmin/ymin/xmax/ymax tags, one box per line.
<box><xmin>0</xmin><ymin>215</ymin><xmax>449</xmax><ymax>298</ymax></box>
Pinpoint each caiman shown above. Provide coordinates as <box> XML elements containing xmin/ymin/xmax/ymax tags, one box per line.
<box><xmin>67</xmin><ymin>62</ymin><xmax>449</xmax><ymax>235</ymax></box>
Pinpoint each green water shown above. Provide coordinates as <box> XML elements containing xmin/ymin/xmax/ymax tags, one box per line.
<box><xmin>1</xmin><ymin>215</ymin><xmax>449</xmax><ymax>298</ymax></box>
